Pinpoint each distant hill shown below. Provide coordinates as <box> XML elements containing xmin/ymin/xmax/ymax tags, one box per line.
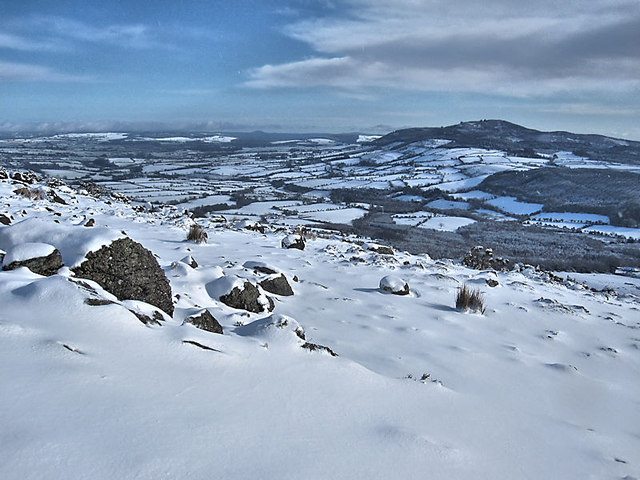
<box><xmin>375</xmin><ymin>120</ymin><xmax>640</xmax><ymax>164</ymax></box>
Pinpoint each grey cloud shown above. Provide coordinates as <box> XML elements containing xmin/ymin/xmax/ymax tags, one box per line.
<box><xmin>248</xmin><ymin>0</ymin><xmax>640</xmax><ymax>95</ymax></box>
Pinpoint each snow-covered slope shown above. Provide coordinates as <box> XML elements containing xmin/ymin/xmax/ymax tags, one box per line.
<box><xmin>0</xmin><ymin>176</ymin><xmax>639</xmax><ymax>479</ymax></box>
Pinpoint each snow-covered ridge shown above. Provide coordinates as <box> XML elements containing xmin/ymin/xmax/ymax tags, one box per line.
<box><xmin>0</xmin><ymin>172</ymin><xmax>639</xmax><ymax>479</ymax></box>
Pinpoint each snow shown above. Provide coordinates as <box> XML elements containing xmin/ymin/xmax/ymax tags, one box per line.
<box><xmin>357</xmin><ymin>135</ymin><xmax>382</xmax><ymax>143</ymax></box>
<box><xmin>379</xmin><ymin>275</ymin><xmax>409</xmax><ymax>294</ymax></box>
<box><xmin>0</xmin><ymin>175</ymin><xmax>639</xmax><ymax>480</ymax></box>
<box><xmin>486</xmin><ymin>196</ymin><xmax>544</xmax><ymax>215</ymax></box>
<box><xmin>0</xmin><ymin>218</ymin><xmax>124</xmax><ymax>267</ymax></box>
<box><xmin>418</xmin><ymin>216</ymin><xmax>476</xmax><ymax>231</ymax></box>
<box><xmin>2</xmin><ymin>242</ymin><xmax>56</xmax><ymax>265</ymax></box>
<box><xmin>427</xmin><ymin>199</ymin><xmax>469</xmax><ymax>210</ymax></box>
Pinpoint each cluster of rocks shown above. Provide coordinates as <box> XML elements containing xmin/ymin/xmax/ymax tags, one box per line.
<box><xmin>462</xmin><ymin>246</ymin><xmax>510</xmax><ymax>271</ymax></box>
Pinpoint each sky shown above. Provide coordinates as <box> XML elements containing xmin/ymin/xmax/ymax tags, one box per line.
<box><xmin>1</xmin><ymin>0</ymin><xmax>639</xmax><ymax>139</ymax></box>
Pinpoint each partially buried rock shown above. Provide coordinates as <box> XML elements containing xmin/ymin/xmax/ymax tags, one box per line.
<box><xmin>2</xmin><ymin>242</ymin><xmax>62</xmax><ymax>276</ymax></box>
<box><xmin>282</xmin><ymin>234</ymin><xmax>305</xmax><ymax>250</ymax></box>
<box><xmin>72</xmin><ymin>237</ymin><xmax>174</xmax><ymax>316</ymax></box>
<box><xmin>185</xmin><ymin>309</ymin><xmax>223</xmax><ymax>334</ymax></box>
<box><xmin>84</xmin><ymin>218</ymin><xmax>95</xmax><ymax>227</ymax></box>
<box><xmin>181</xmin><ymin>255</ymin><xmax>198</xmax><ymax>269</ymax></box>
<box><xmin>0</xmin><ymin>213</ymin><xmax>11</xmax><ymax>225</ymax></box>
<box><xmin>379</xmin><ymin>275</ymin><xmax>410</xmax><ymax>295</ymax></box>
<box><xmin>219</xmin><ymin>280</ymin><xmax>274</xmax><ymax>313</ymax></box>
<box><xmin>259</xmin><ymin>274</ymin><xmax>294</xmax><ymax>296</ymax></box>
<box><xmin>365</xmin><ymin>243</ymin><xmax>394</xmax><ymax>255</ymax></box>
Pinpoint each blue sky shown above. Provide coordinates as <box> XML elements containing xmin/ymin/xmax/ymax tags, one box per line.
<box><xmin>1</xmin><ymin>0</ymin><xmax>639</xmax><ymax>139</ymax></box>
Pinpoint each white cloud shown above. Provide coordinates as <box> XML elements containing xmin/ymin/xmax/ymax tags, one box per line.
<box><xmin>0</xmin><ymin>61</ymin><xmax>90</xmax><ymax>82</ymax></box>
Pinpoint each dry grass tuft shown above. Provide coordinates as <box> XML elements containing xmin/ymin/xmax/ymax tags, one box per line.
<box><xmin>187</xmin><ymin>224</ymin><xmax>208</xmax><ymax>244</ymax></box>
<box><xmin>456</xmin><ymin>284</ymin><xmax>485</xmax><ymax>314</ymax></box>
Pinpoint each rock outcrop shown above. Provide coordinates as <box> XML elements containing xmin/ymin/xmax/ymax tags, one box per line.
<box><xmin>462</xmin><ymin>246</ymin><xmax>510</xmax><ymax>271</ymax></box>
<box><xmin>72</xmin><ymin>237</ymin><xmax>174</xmax><ymax>316</ymax></box>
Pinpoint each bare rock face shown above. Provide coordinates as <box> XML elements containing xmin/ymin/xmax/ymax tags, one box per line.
<box><xmin>259</xmin><ymin>274</ymin><xmax>294</xmax><ymax>296</ymax></box>
<box><xmin>185</xmin><ymin>309</ymin><xmax>223</xmax><ymax>334</ymax></box>
<box><xmin>220</xmin><ymin>281</ymin><xmax>274</xmax><ymax>313</ymax></box>
<box><xmin>2</xmin><ymin>248</ymin><xmax>62</xmax><ymax>276</ymax></box>
<box><xmin>72</xmin><ymin>237</ymin><xmax>174</xmax><ymax>316</ymax></box>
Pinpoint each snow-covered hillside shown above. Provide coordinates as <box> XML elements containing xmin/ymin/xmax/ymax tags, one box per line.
<box><xmin>1</xmin><ymin>174</ymin><xmax>639</xmax><ymax>479</ymax></box>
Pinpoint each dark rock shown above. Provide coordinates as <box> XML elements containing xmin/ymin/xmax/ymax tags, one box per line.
<box><xmin>47</xmin><ymin>178</ymin><xmax>66</xmax><ymax>188</ymax></box>
<box><xmin>72</xmin><ymin>237</ymin><xmax>174</xmax><ymax>316</ymax></box>
<box><xmin>463</xmin><ymin>246</ymin><xmax>510</xmax><ymax>271</ymax></box>
<box><xmin>0</xmin><ymin>167</ymin><xmax>7</xmax><ymax>179</ymax></box>
<box><xmin>181</xmin><ymin>255</ymin><xmax>198</xmax><ymax>268</ymax></box>
<box><xmin>185</xmin><ymin>309</ymin><xmax>223</xmax><ymax>334</ymax></box>
<box><xmin>48</xmin><ymin>190</ymin><xmax>67</xmax><ymax>205</ymax></box>
<box><xmin>84</xmin><ymin>298</ymin><xmax>116</xmax><ymax>306</ymax></box>
<box><xmin>182</xmin><ymin>340</ymin><xmax>221</xmax><ymax>351</ymax></box>
<box><xmin>259</xmin><ymin>274</ymin><xmax>294</xmax><ymax>296</ymax></box>
<box><xmin>3</xmin><ymin>248</ymin><xmax>62</xmax><ymax>276</ymax></box>
<box><xmin>486</xmin><ymin>278</ymin><xmax>499</xmax><ymax>288</ymax></box>
<box><xmin>0</xmin><ymin>213</ymin><xmax>11</xmax><ymax>225</ymax></box>
<box><xmin>253</xmin><ymin>265</ymin><xmax>277</xmax><ymax>275</ymax></box>
<box><xmin>301</xmin><ymin>342</ymin><xmax>338</xmax><ymax>357</ymax></box>
<box><xmin>282</xmin><ymin>234</ymin><xmax>305</xmax><ymax>250</ymax></box>
<box><xmin>11</xmin><ymin>171</ymin><xmax>38</xmax><ymax>184</ymax></box>
<box><xmin>130</xmin><ymin>309</ymin><xmax>164</xmax><ymax>326</ymax></box>
<box><xmin>219</xmin><ymin>281</ymin><xmax>274</xmax><ymax>313</ymax></box>
<box><xmin>84</xmin><ymin>218</ymin><xmax>95</xmax><ymax>227</ymax></box>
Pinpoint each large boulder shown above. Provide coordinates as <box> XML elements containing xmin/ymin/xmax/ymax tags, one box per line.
<box><xmin>259</xmin><ymin>274</ymin><xmax>294</xmax><ymax>296</ymax></box>
<box><xmin>72</xmin><ymin>237</ymin><xmax>174</xmax><ymax>316</ymax></box>
<box><xmin>2</xmin><ymin>242</ymin><xmax>62</xmax><ymax>276</ymax></box>
<box><xmin>185</xmin><ymin>309</ymin><xmax>223</xmax><ymax>334</ymax></box>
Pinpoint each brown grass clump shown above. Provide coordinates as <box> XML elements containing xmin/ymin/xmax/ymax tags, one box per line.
<box><xmin>456</xmin><ymin>284</ymin><xmax>485</xmax><ymax>314</ymax></box>
<box><xmin>187</xmin><ymin>224</ymin><xmax>208</xmax><ymax>244</ymax></box>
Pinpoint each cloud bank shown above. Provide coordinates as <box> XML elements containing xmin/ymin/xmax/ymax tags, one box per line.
<box><xmin>248</xmin><ymin>0</ymin><xmax>640</xmax><ymax>96</ymax></box>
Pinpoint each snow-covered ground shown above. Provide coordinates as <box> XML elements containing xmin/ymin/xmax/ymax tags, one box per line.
<box><xmin>0</xmin><ymin>176</ymin><xmax>639</xmax><ymax>479</ymax></box>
